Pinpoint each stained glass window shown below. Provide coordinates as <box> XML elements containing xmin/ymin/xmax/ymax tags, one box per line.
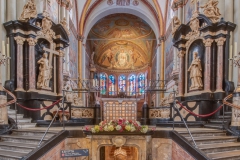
<box><xmin>138</xmin><ymin>73</ymin><xmax>145</xmax><ymax>95</ymax></box>
<box><xmin>109</xmin><ymin>75</ymin><xmax>115</xmax><ymax>95</ymax></box>
<box><xmin>128</xmin><ymin>75</ymin><xmax>136</xmax><ymax>96</ymax></box>
<box><xmin>100</xmin><ymin>73</ymin><xmax>107</xmax><ymax>95</ymax></box>
<box><xmin>118</xmin><ymin>75</ymin><xmax>126</xmax><ymax>92</ymax></box>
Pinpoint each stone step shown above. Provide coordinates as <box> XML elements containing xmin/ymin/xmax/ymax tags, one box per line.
<box><xmin>180</xmin><ymin>130</ymin><xmax>226</xmax><ymax>137</ymax></box>
<box><xmin>9</xmin><ymin>114</ymin><xmax>24</xmax><ymax>119</ymax></box>
<box><xmin>17</xmin><ymin>123</ymin><xmax>36</xmax><ymax>129</ymax></box>
<box><xmin>0</xmin><ymin>149</ymin><xmax>28</xmax><ymax>160</ymax></box>
<box><xmin>198</xmin><ymin>142</ymin><xmax>240</xmax><ymax>154</ymax></box>
<box><xmin>11</xmin><ymin>129</ymin><xmax>57</xmax><ymax>137</ymax></box>
<box><xmin>204</xmin><ymin>124</ymin><xmax>224</xmax><ymax>129</ymax></box>
<box><xmin>7</xmin><ymin>109</ymin><xmax>17</xmax><ymax>115</ymax></box>
<box><xmin>218</xmin><ymin>115</ymin><xmax>231</xmax><ymax>119</ymax></box>
<box><xmin>208</xmin><ymin>119</ymin><xmax>228</xmax><ymax>124</ymax></box>
<box><xmin>0</xmin><ymin>141</ymin><xmax>36</xmax><ymax>153</ymax></box>
<box><xmin>207</xmin><ymin>150</ymin><xmax>240</xmax><ymax>160</ymax></box>
<box><xmin>0</xmin><ymin>135</ymin><xmax>48</xmax><ymax>144</ymax></box>
<box><xmin>224</xmin><ymin>112</ymin><xmax>232</xmax><ymax>115</ymax></box>
<box><xmin>15</xmin><ymin>118</ymin><xmax>32</xmax><ymax>123</ymax></box>
<box><xmin>186</xmin><ymin>136</ymin><xmax>237</xmax><ymax>145</ymax></box>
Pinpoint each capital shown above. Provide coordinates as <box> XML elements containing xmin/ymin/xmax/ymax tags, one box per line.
<box><xmin>178</xmin><ymin>50</ymin><xmax>185</xmax><ymax>58</ymax></box>
<box><xmin>203</xmin><ymin>38</ymin><xmax>214</xmax><ymax>47</ymax></box>
<box><xmin>215</xmin><ymin>37</ymin><xmax>226</xmax><ymax>46</ymax></box>
<box><xmin>27</xmin><ymin>37</ymin><xmax>37</xmax><ymax>46</ymax></box>
<box><xmin>14</xmin><ymin>36</ymin><xmax>25</xmax><ymax>45</ymax></box>
<box><xmin>58</xmin><ymin>50</ymin><xmax>65</xmax><ymax>57</ymax></box>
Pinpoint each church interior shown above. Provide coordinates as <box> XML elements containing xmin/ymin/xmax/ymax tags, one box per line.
<box><xmin>0</xmin><ymin>0</ymin><xmax>240</xmax><ymax>159</ymax></box>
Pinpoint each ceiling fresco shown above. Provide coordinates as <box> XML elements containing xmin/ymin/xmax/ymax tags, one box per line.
<box><xmin>87</xmin><ymin>13</ymin><xmax>156</xmax><ymax>72</ymax></box>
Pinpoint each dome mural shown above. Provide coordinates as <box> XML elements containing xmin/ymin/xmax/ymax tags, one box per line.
<box><xmin>87</xmin><ymin>13</ymin><xmax>156</xmax><ymax>72</ymax></box>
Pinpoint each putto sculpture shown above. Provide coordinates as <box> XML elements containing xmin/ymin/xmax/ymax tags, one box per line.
<box><xmin>19</xmin><ymin>0</ymin><xmax>37</xmax><ymax>21</ymax></box>
<box><xmin>188</xmin><ymin>52</ymin><xmax>203</xmax><ymax>91</ymax></box>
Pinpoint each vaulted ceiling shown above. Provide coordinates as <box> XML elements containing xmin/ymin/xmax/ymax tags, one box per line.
<box><xmin>87</xmin><ymin>13</ymin><xmax>156</xmax><ymax>72</ymax></box>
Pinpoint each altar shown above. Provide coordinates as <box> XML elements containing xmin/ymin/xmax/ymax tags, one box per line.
<box><xmin>101</xmin><ymin>98</ymin><xmax>140</xmax><ymax>121</ymax></box>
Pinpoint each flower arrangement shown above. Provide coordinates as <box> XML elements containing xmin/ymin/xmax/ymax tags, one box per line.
<box><xmin>85</xmin><ymin>119</ymin><xmax>154</xmax><ymax>133</ymax></box>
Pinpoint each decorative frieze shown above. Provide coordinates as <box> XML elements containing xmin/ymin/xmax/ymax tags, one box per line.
<box><xmin>149</xmin><ymin>109</ymin><xmax>170</xmax><ymax>119</ymax></box>
<box><xmin>71</xmin><ymin>108</ymin><xmax>94</xmax><ymax>118</ymax></box>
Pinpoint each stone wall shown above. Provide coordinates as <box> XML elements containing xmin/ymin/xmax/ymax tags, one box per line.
<box><xmin>39</xmin><ymin>137</ymin><xmax>195</xmax><ymax>160</ymax></box>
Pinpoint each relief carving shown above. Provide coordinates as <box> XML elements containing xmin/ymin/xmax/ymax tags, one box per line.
<box><xmin>37</xmin><ymin>11</ymin><xmax>56</xmax><ymax>40</ymax></box>
<box><xmin>172</xmin><ymin>16</ymin><xmax>181</xmax><ymax>35</ymax></box>
<box><xmin>19</xmin><ymin>0</ymin><xmax>37</xmax><ymax>21</ymax></box>
<box><xmin>37</xmin><ymin>53</ymin><xmax>52</xmax><ymax>90</ymax></box>
<box><xmin>200</xmin><ymin>0</ymin><xmax>221</xmax><ymax>23</ymax></box>
<box><xmin>116</xmin><ymin>0</ymin><xmax>130</xmax><ymax>6</ymax></box>
<box><xmin>186</xmin><ymin>11</ymin><xmax>200</xmax><ymax>42</ymax></box>
<box><xmin>112</xmin><ymin>136</ymin><xmax>126</xmax><ymax>147</ymax></box>
<box><xmin>71</xmin><ymin>108</ymin><xmax>94</xmax><ymax>118</ymax></box>
<box><xmin>149</xmin><ymin>109</ymin><xmax>170</xmax><ymax>119</ymax></box>
<box><xmin>188</xmin><ymin>52</ymin><xmax>203</xmax><ymax>91</ymax></box>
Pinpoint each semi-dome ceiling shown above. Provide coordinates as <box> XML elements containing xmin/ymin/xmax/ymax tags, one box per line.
<box><xmin>87</xmin><ymin>13</ymin><xmax>156</xmax><ymax>72</ymax></box>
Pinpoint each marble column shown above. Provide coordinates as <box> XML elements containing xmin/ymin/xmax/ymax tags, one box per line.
<box><xmin>215</xmin><ymin>37</ymin><xmax>226</xmax><ymax>92</ymax></box>
<box><xmin>203</xmin><ymin>39</ymin><xmax>213</xmax><ymax>92</ymax></box>
<box><xmin>15</xmin><ymin>36</ymin><xmax>25</xmax><ymax>91</ymax></box>
<box><xmin>27</xmin><ymin>37</ymin><xmax>37</xmax><ymax>91</ymax></box>
<box><xmin>178</xmin><ymin>51</ymin><xmax>185</xmax><ymax>96</ymax></box>
<box><xmin>57</xmin><ymin>50</ymin><xmax>64</xmax><ymax>95</ymax></box>
<box><xmin>6</xmin><ymin>0</ymin><xmax>16</xmax><ymax>21</ymax></box>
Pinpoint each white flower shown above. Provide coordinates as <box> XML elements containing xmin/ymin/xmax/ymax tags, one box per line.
<box><xmin>116</xmin><ymin>125</ymin><xmax>122</xmax><ymax>131</ymax></box>
<box><xmin>130</xmin><ymin>126</ymin><xmax>136</xmax><ymax>132</ymax></box>
<box><xmin>91</xmin><ymin>128</ymin><xmax>96</xmax><ymax>133</ymax></box>
<box><xmin>104</xmin><ymin>125</ymin><xmax>109</xmax><ymax>131</ymax></box>
<box><xmin>136</xmin><ymin>121</ymin><xmax>141</xmax><ymax>126</ymax></box>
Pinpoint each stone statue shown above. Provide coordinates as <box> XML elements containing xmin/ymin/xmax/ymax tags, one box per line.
<box><xmin>172</xmin><ymin>16</ymin><xmax>181</xmax><ymax>35</ymax></box>
<box><xmin>37</xmin><ymin>53</ymin><xmax>52</xmax><ymax>89</ymax></box>
<box><xmin>19</xmin><ymin>0</ymin><xmax>37</xmax><ymax>21</ymax></box>
<box><xmin>116</xmin><ymin>0</ymin><xmax>130</xmax><ymax>6</ymax></box>
<box><xmin>188</xmin><ymin>52</ymin><xmax>203</xmax><ymax>90</ymax></box>
<box><xmin>60</xmin><ymin>17</ymin><xmax>70</xmax><ymax>35</ymax></box>
<box><xmin>114</xmin><ymin>147</ymin><xmax>127</xmax><ymax>160</ymax></box>
<box><xmin>200</xmin><ymin>0</ymin><xmax>221</xmax><ymax>23</ymax></box>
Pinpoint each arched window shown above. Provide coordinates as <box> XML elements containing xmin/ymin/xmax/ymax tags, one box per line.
<box><xmin>128</xmin><ymin>75</ymin><xmax>136</xmax><ymax>96</ymax></box>
<box><xmin>109</xmin><ymin>75</ymin><xmax>115</xmax><ymax>95</ymax></box>
<box><xmin>118</xmin><ymin>75</ymin><xmax>126</xmax><ymax>92</ymax></box>
<box><xmin>138</xmin><ymin>73</ymin><xmax>145</xmax><ymax>95</ymax></box>
<box><xmin>100</xmin><ymin>73</ymin><xmax>107</xmax><ymax>95</ymax></box>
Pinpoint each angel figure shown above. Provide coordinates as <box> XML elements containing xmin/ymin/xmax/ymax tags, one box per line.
<box><xmin>200</xmin><ymin>0</ymin><xmax>221</xmax><ymax>23</ymax></box>
<box><xmin>19</xmin><ymin>0</ymin><xmax>37</xmax><ymax>21</ymax></box>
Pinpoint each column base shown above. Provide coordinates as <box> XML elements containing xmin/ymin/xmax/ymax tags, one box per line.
<box><xmin>15</xmin><ymin>88</ymin><xmax>25</xmax><ymax>92</ymax></box>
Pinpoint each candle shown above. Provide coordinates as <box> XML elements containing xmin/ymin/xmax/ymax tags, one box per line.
<box><xmin>92</xmin><ymin>79</ymin><xmax>95</xmax><ymax>87</ymax></box>
<box><xmin>235</xmin><ymin>42</ymin><xmax>237</xmax><ymax>57</ymax></box>
<box><xmin>6</xmin><ymin>44</ymin><xmax>9</xmax><ymax>57</ymax></box>
<box><xmin>1</xmin><ymin>41</ymin><xmax>5</xmax><ymax>56</ymax></box>
<box><xmin>230</xmin><ymin>45</ymin><xmax>233</xmax><ymax>58</ymax></box>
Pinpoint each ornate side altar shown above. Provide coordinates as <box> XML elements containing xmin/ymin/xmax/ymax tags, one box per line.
<box><xmin>172</xmin><ymin>0</ymin><xmax>236</xmax><ymax>121</ymax></box>
<box><xmin>3</xmin><ymin>1</ymin><xmax>72</xmax><ymax>123</ymax></box>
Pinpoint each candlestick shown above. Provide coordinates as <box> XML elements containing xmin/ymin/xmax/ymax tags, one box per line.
<box><xmin>234</xmin><ymin>42</ymin><xmax>237</xmax><ymax>57</ymax></box>
<box><xmin>1</xmin><ymin>41</ymin><xmax>5</xmax><ymax>56</ymax></box>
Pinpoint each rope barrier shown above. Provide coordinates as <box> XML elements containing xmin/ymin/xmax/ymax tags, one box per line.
<box><xmin>0</xmin><ymin>87</ymin><xmax>17</xmax><ymax>108</ymax></box>
<box><xmin>222</xmin><ymin>94</ymin><xmax>240</xmax><ymax>110</ymax></box>
<box><xmin>16</xmin><ymin>99</ymin><xmax>62</xmax><ymax>111</ymax></box>
<box><xmin>176</xmin><ymin>101</ymin><xmax>223</xmax><ymax>118</ymax></box>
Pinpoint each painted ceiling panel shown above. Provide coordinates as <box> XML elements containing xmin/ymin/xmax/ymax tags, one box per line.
<box><xmin>87</xmin><ymin>13</ymin><xmax>156</xmax><ymax>72</ymax></box>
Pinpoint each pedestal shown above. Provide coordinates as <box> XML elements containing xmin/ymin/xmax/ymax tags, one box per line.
<box><xmin>141</xmin><ymin>103</ymin><xmax>149</xmax><ymax>125</ymax></box>
<box><xmin>95</xmin><ymin>104</ymin><xmax>101</xmax><ymax>125</ymax></box>
<box><xmin>0</xmin><ymin>91</ymin><xmax>8</xmax><ymax>125</ymax></box>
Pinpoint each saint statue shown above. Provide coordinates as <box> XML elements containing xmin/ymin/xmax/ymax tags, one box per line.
<box><xmin>172</xmin><ymin>16</ymin><xmax>181</xmax><ymax>35</ymax></box>
<box><xmin>188</xmin><ymin>52</ymin><xmax>203</xmax><ymax>90</ymax></box>
<box><xmin>116</xmin><ymin>0</ymin><xmax>130</xmax><ymax>6</ymax></box>
<box><xmin>200</xmin><ymin>0</ymin><xmax>221</xmax><ymax>23</ymax></box>
<box><xmin>37</xmin><ymin>53</ymin><xmax>52</xmax><ymax>89</ymax></box>
<box><xmin>19</xmin><ymin>0</ymin><xmax>37</xmax><ymax>21</ymax></box>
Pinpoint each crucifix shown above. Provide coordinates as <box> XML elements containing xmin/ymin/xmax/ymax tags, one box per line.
<box><xmin>42</xmin><ymin>47</ymin><xmax>60</xmax><ymax>93</ymax></box>
<box><xmin>191</xmin><ymin>0</ymin><xmax>199</xmax><ymax>12</ymax></box>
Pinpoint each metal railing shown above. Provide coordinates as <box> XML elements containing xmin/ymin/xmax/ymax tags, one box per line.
<box><xmin>172</xmin><ymin>90</ymin><xmax>197</xmax><ymax>148</ymax></box>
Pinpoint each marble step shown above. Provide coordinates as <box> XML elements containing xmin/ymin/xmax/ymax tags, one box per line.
<box><xmin>198</xmin><ymin>142</ymin><xmax>240</xmax><ymax>154</ymax></box>
<box><xmin>186</xmin><ymin>136</ymin><xmax>237</xmax><ymax>145</ymax></box>
<box><xmin>14</xmin><ymin>118</ymin><xmax>32</xmax><ymax>123</ymax></box>
<box><xmin>0</xmin><ymin>149</ymin><xmax>28</xmax><ymax>160</ymax></box>
<box><xmin>208</xmin><ymin>119</ymin><xmax>228</xmax><ymax>124</ymax></box>
<box><xmin>0</xmin><ymin>135</ymin><xmax>48</xmax><ymax>144</ymax></box>
<box><xmin>204</xmin><ymin>124</ymin><xmax>224</xmax><ymax>129</ymax></box>
<box><xmin>9</xmin><ymin>114</ymin><xmax>24</xmax><ymax>119</ymax></box>
<box><xmin>16</xmin><ymin>123</ymin><xmax>36</xmax><ymax>129</ymax></box>
<box><xmin>11</xmin><ymin>129</ymin><xmax>57</xmax><ymax>137</ymax></box>
<box><xmin>0</xmin><ymin>141</ymin><xmax>36</xmax><ymax>153</ymax></box>
<box><xmin>218</xmin><ymin>115</ymin><xmax>231</xmax><ymax>119</ymax></box>
<box><xmin>207</xmin><ymin>150</ymin><xmax>240</xmax><ymax>160</ymax></box>
<box><xmin>7</xmin><ymin>109</ymin><xmax>17</xmax><ymax>115</ymax></box>
<box><xmin>179</xmin><ymin>130</ymin><xmax>226</xmax><ymax>137</ymax></box>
